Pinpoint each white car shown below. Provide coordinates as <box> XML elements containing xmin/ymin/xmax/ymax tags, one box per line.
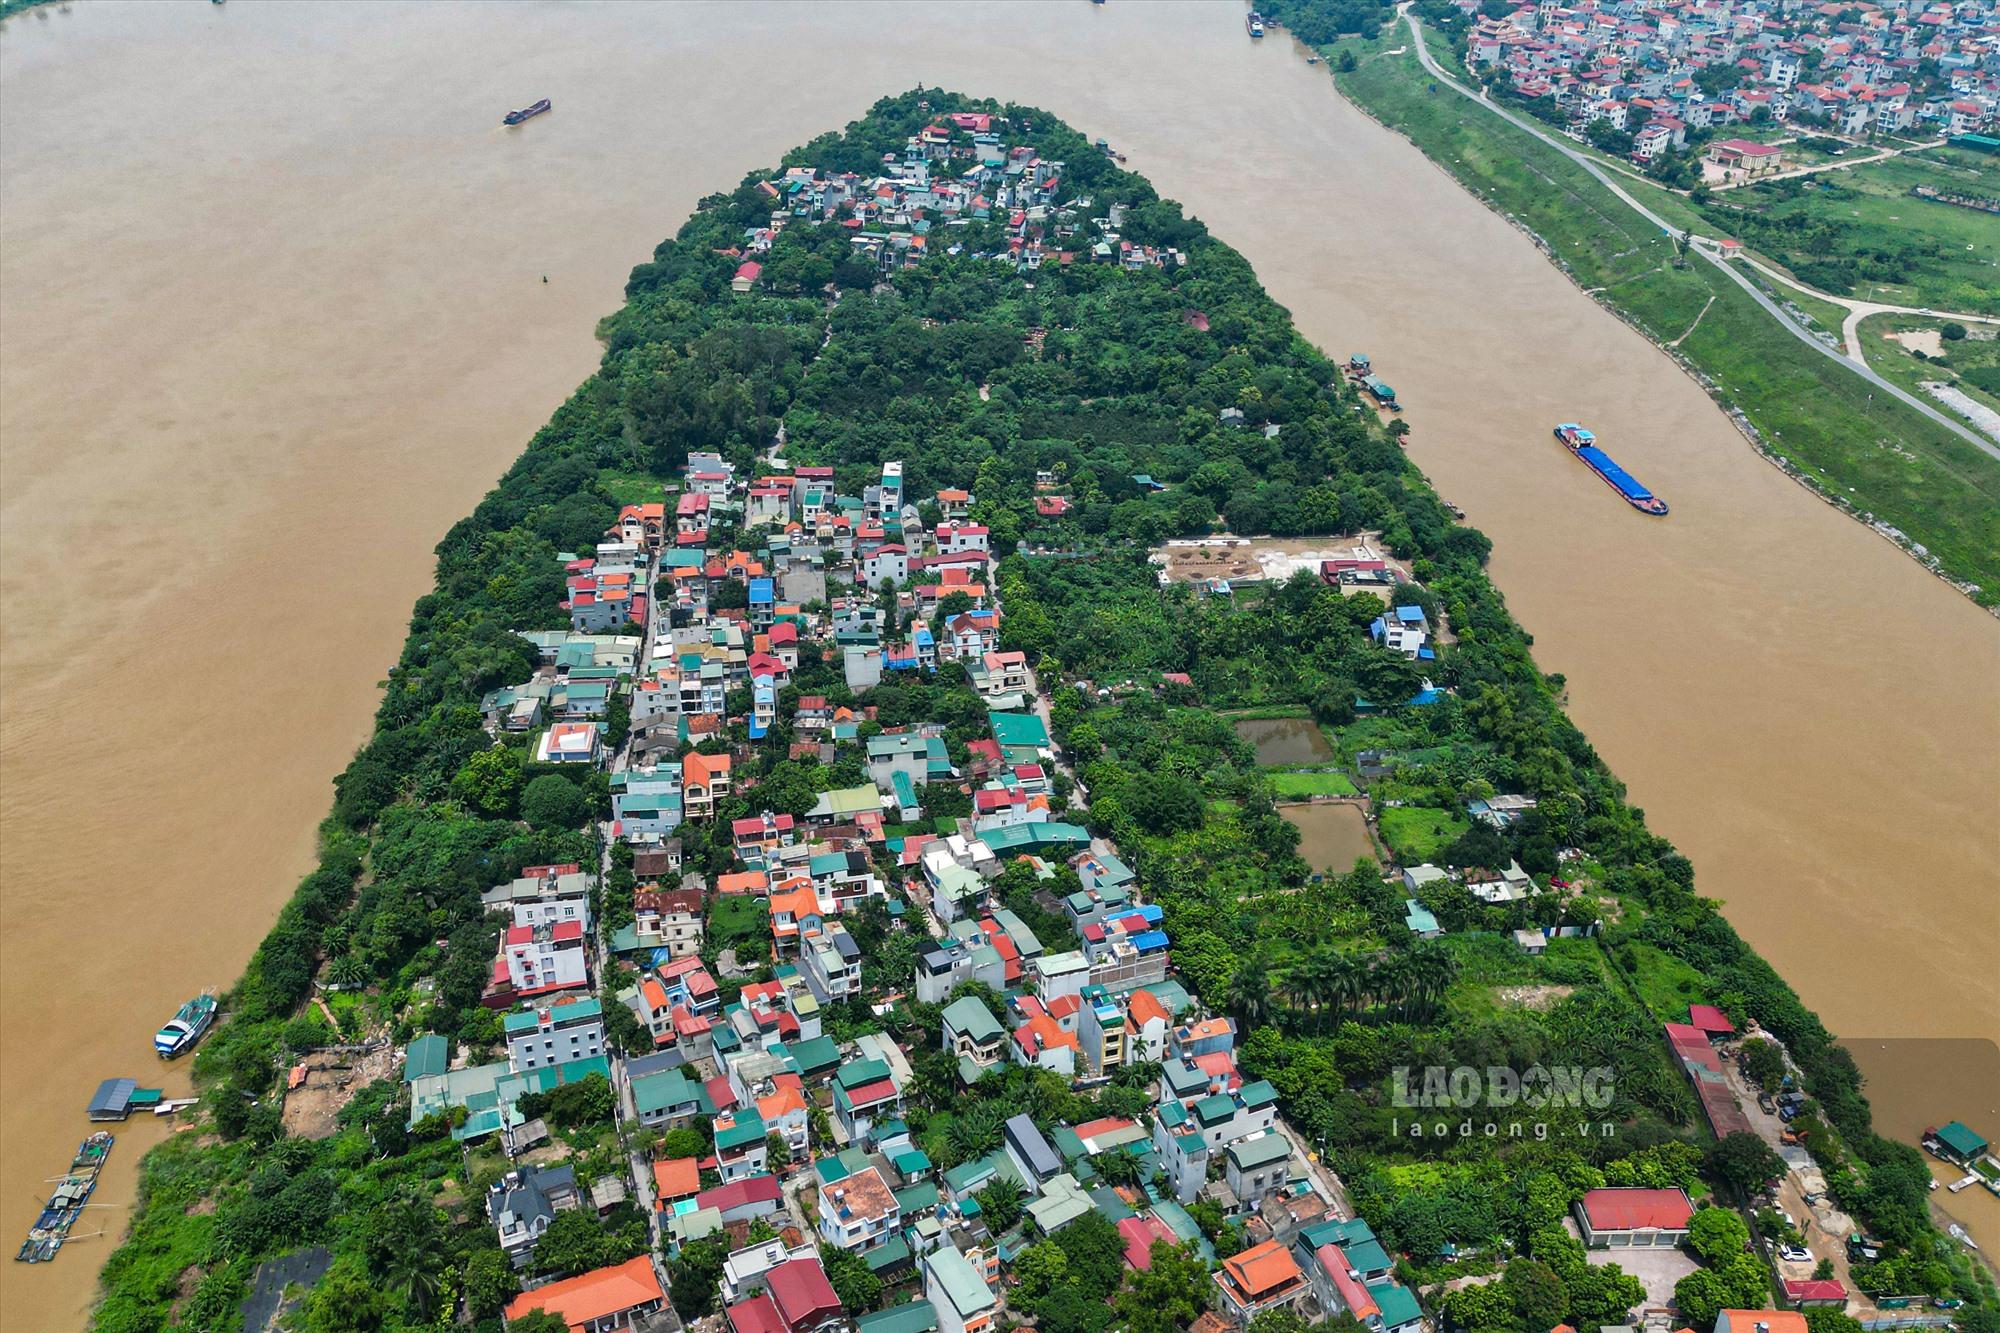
<box><xmin>1780</xmin><ymin>1245</ymin><xmax>1812</xmax><ymax>1263</ymax></box>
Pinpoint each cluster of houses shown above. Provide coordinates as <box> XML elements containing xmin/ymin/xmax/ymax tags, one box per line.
<box><xmin>1453</xmin><ymin>0</ymin><xmax>1998</xmax><ymax>161</ymax></box>
<box><xmin>415</xmin><ymin>432</ymin><xmax>1854</xmax><ymax>1333</ymax></box>
<box><xmin>728</xmin><ymin>112</ymin><xmax>1190</xmax><ymax>291</ymax></box>
<box><xmin>428</xmin><ymin>430</ymin><xmax>1461</xmax><ymax>1332</ymax></box>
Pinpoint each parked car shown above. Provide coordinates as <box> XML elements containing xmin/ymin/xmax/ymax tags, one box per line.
<box><xmin>1780</xmin><ymin>1245</ymin><xmax>1811</xmax><ymax>1263</ymax></box>
<box><xmin>1758</xmin><ymin>1095</ymin><xmax>1777</xmax><ymax>1113</ymax></box>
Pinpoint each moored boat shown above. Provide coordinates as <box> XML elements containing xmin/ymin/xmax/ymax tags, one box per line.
<box><xmin>1553</xmin><ymin>424</ymin><xmax>1668</xmax><ymax>516</ymax></box>
<box><xmin>1247</xmin><ymin>11</ymin><xmax>1266</xmax><ymax>36</ymax></box>
<box><xmin>155</xmin><ymin>992</ymin><xmax>217</xmax><ymax>1058</ymax></box>
<box><xmin>14</xmin><ymin>1133</ymin><xmax>112</xmax><ymax>1264</ymax></box>
<box><xmin>503</xmin><ymin>98</ymin><xmax>552</xmax><ymax>127</ymax></box>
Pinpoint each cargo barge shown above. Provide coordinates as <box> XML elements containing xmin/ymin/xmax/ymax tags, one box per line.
<box><xmin>1553</xmin><ymin>424</ymin><xmax>1668</xmax><ymax>515</ymax></box>
<box><xmin>503</xmin><ymin>99</ymin><xmax>551</xmax><ymax>127</ymax></box>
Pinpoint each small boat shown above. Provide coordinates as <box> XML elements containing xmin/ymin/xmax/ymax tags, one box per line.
<box><xmin>503</xmin><ymin>98</ymin><xmax>552</xmax><ymax>127</ymax></box>
<box><xmin>1948</xmin><ymin>1223</ymin><xmax>1979</xmax><ymax>1252</ymax></box>
<box><xmin>1553</xmin><ymin>424</ymin><xmax>1668</xmax><ymax>516</ymax></box>
<box><xmin>1947</xmin><ymin>1174</ymin><xmax>1980</xmax><ymax>1193</ymax></box>
<box><xmin>155</xmin><ymin>992</ymin><xmax>217</xmax><ymax>1059</ymax></box>
<box><xmin>1442</xmin><ymin>500</ymin><xmax>1465</xmax><ymax>519</ymax></box>
<box><xmin>1307</xmin><ymin>54</ymin><xmax>1321</xmax><ymax>64</ymax></box>
<box><xmin>15</xmin><ymin>1134</ymin><xmax>112</xmax><ymax>1264</ymax></box>
<box><xmin>1247</xmin><ymin>11</ymin><xmax>1266</xmax><ymax>37</ymax></box>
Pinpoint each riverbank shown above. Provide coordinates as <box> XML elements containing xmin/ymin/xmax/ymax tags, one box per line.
<box><xmin>1303</xmin><ymin>16</ymin><xmax>2000</xmax><ymax>608</ymax></box>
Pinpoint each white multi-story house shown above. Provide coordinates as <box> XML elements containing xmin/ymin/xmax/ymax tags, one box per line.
<box><xmin>817</xmin><ymin>1165</ymin><xmax>901</xmax><ymax>1254</ymax></box>
<box><xmin>504</xmin><ymin>998</ymin><xmax>605</xmax><ymax>1074</ymax></box>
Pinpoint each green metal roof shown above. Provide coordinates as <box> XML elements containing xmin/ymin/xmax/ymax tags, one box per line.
<box><xmin>988</xmin><ymin>711</ymin><xmax>1049</xmax><ymax>748</ymax></box>
<box><xmin>404</xmin><ymin>1034</ymin><xmax>448</xmax><ymax>1082</ymax></box>
<box><xmin>782</xmin><ymin>1035</ymin><xmax>841</xmax><ymax>1074</ymax></box>
<box><xmin>714</xmin><ymin>1111</ymin><xmax>767</xmax><ymax>1151</ymax></box>
<box><xmin>942</xmin><ymin>996</ymin><xmax>1003</xmax><ymax>1043</ymax></box>
<box><xmin>1368</xmin><ymin>1281</ymin><xmax>1423</xmax><ymax>1328</ymax></box>
<box><xmin>924</xmin><ymin>1245</ymin><xmax>996</xmax><ymax>1316</ymax></box>
<box><xmin>856</xmin><ymin>1301</ymin><xmax>940</xmax><ymax>1333</ymax></box>
<box><xmin>631</xmin><ymin>1069</ymin><xmax>706</xmax><ymax>1117</ymax></box>
<box><xmin>863</xmin><ymin>1234</ymin><xmax>913</xmax><ymax>1273</ymax></box>
<box><xmin>1227</xmin><ymin>1133</ymin><xmax>1291</xmax><ymax>1169</ymax></box>
<box><xmin>1937</xmin><ymin>1120</ymin><xmax>1989</xmax><ymax>1159</ymax></box>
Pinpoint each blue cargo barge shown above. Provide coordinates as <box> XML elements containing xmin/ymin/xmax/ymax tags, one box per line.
<box><xmin>1553</xmin><ymin>424</ymin><xmax>1668</xmax><ymax>515</ymax></box>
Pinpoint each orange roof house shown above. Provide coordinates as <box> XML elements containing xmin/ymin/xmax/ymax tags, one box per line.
<box><xmin>504</xmin><ymin>1255</ymin><xmax>665</xmax><ymax>1331</ymax></box>
<box><xmin>1215</xmin><ymin>1239</ymin><xmax>1307</xmax><ymax>1323</ymax></box>
<box><xmin>653</xmin><ymin>1156</ymin><xmax>701</xmax><ymax>1203</ymax></box>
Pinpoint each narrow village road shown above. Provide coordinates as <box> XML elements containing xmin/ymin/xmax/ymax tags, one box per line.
<box><xmin>1388</xmin><ymin>4</ymin><xmax>2000</xmax><ymax>463</ymax></box>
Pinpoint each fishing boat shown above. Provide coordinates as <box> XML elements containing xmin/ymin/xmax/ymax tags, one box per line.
<box><xmin>1246</xmin><ymin>11</ymin><xmax>1266</xmax><ymax>37</ymax></box>
<box><xmin>503</xmin><ymin>98</ymin><xmax>552</xmax><ymax>127</ymax></box>
<box><xmin>15</xmin><ymin>1133</ymin><xmax>112</xmax><ymax>1264</ymax></box>
<box><xmin>1553</xmin><ymin>424</ymin><xmax>1668</xmax><ymax>516</ymax></box>
<box><xmin>155</xmin><ymin>992</ymin><xmax>217</xmax><ymax>1059</ymax></box>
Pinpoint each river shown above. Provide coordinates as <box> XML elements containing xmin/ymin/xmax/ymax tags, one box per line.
<box><xmin>2</xmin><ymin>2</ymin><xmax>1994</xmax><ymax>1324</ymax></box>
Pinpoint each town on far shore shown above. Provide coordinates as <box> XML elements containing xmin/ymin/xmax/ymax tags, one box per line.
<box><xmin>1447</xmin><ymin>0</ymin><xmax>1998</xmax><ymax>175</ymax></box>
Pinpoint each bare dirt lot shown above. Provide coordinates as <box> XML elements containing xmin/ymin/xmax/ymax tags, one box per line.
<box><xmin>1150</xmin><ymin>535</ymin><xmax>1407</xmax><ymax>587</ymax></box>
<box><xmin>279</xmin><ymin>1043</ymin><xmax>396</xmax><ymax>1140</ymax></box>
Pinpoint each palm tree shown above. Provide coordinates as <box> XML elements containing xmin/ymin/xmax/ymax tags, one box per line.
<box><xmin>1329</xmin><ymin>952</ymin><xmax>1367</xmax><ymax>1021</ymax></box>
<box><xmin>1408</xmin><ymin>943</ymin><xmax>1458</xmax><ymax>1019</ymax></box>
<box><xmin>1292</xmin><ymin>948</ymin><xmax>1341</xmax><ymax>1033</ymax></box>
<box><xmin>1227</xmin><ymin>954</ymin><xmax>1274</xmax><ymax>1031</ymax></box>
<box><xmin>1370</xmin><ymin>953</ymin><xmax>1416</xmax><ymax>1020</ymax></box>
<box><xmin>948</xmin><ymin>1101</ymin><xmax>1006</xmax><ymax>1160</ymax></box>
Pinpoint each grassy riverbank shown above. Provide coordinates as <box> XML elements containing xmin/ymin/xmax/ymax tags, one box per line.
<box><xmin>1319</xmin><ymin>29</ymin><xmax>2000</xmax><ymax>605</ymax></box>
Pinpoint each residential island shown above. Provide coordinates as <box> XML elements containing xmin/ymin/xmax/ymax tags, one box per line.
<box><xmin>85</xmin><ymin>92</ymin><xmax>1996</xmax><ymax>1333</ymax></box>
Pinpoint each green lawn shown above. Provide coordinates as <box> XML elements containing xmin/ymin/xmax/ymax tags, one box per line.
<box><xmin>1269</xmin><ymin>770</ymin><xmax>1359</xmax><ymax>797</ymax></box>
<box><xmin>599</xmin><ymin>470</ymin><xmax>667</xmax><ymax>506</ymax></box>
<box><xmin>707</xmin><ymin>894</ymin><xmax>770</xmax><ymax>956</ymax></box>
<box><xmin>1328</xmin><ymin>34</ymin><xmax>2000</xmax><ymax>605</ymax></box>
<box><xmin>1377</xmin><ymin>806</ymin><xmax>1468</xmax><ymax>863</ymax></box>
<box><xmin>1693</xmin><ymin>147</ymin><xmax>2000</xmax><ymax>312</ymax></box>
<box><xmin>1854</xmin><ymin>313</ymin><xmax>2000</xmax><ymax>424</ymax></box>
<box><xmin>1618</xmin><ymin>940</ymin><xmax>1714</xmax><ymax>1021</ymax></box>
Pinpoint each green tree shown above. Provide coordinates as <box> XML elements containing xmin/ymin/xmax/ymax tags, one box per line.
<box><xmin>1114</xmin><ymin>1241</ymin><xmax>1212</xmax><ymax>1333</ymax></box>
<box><xmin>1688</xmin><ymin>1205</ymin><xmax>1751</xmax><ymax>1265</ymax></box>
<box><xmin>1706</xmin><ymin>1132</ymin><xmax>1784</xmax><ymax>1197</ymax></box>
<box><xmin>509</xmin><ymin>1312</ymin><xmax>570</xmax><ymax>1333</ymax></box>
<box><xmin>534</xmin><ymin>1207</ymin><xmax>623</xmax><ymax>1276</ymax></box>
<box><xmin>521</xmin><ymin>772</ymin><xmax>592</xmax><ymax>830</ymax></box>
<box><xmin>453</xmin><ymin>744</ymin><xmax>526</xmax><ymax>817</ymax></box>
<box><xmin>463</xmin><ymin>1249</ymin><xmax>519</xmax><ymax>1321</ymax></box>
<box><xmin>975</xmin><ymin>1175</ymin><xmax>1027</xmax><ymax>1232</ymax></box>
<box><xmin>1015</xmin><ymin>1240</ymin><xmax>1071</xmax><ymax>1304</ymax></box>
<box><xmin>362</xmin><ymin>1190</ymin><xmax>448</xmax><ymax>1318</ymax></box>
<box><xmin>820</xmin><ymin>1243</ymin><xmax>885</xmax><ymax>1312</ymax></box>
<box><xmin>668</xmin><ymin>1237</ymin><xmax>727</xmax><ymax>1318</ymax></box>
<box><xmin>1502</xmin><ymin>1256</ymin><xmax>1569</xmax><ymax>1331</ymax></box>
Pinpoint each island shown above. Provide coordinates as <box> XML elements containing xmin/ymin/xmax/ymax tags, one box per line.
<box><xmin>88</xmin><ymin>90</ymin><xmax>1995</xmax><ymax>1333</ymax></box>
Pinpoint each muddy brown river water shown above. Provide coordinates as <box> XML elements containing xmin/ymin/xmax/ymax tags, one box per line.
<box><xmin>3</xmin><ymin>2</ymin><xmax>1995</xmax><ymax>1323</ymax></box>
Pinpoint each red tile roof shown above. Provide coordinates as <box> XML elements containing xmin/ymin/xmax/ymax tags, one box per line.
<box><xmin>1687</xmin><ymin>1004</ymin><xmax>1736</xmax><ymax>1035</ymax></box>
<box><xmin>1580</xmin><ymin>1187</ymin><xmax>1693</xmax><ymax>1232</ymax></box>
